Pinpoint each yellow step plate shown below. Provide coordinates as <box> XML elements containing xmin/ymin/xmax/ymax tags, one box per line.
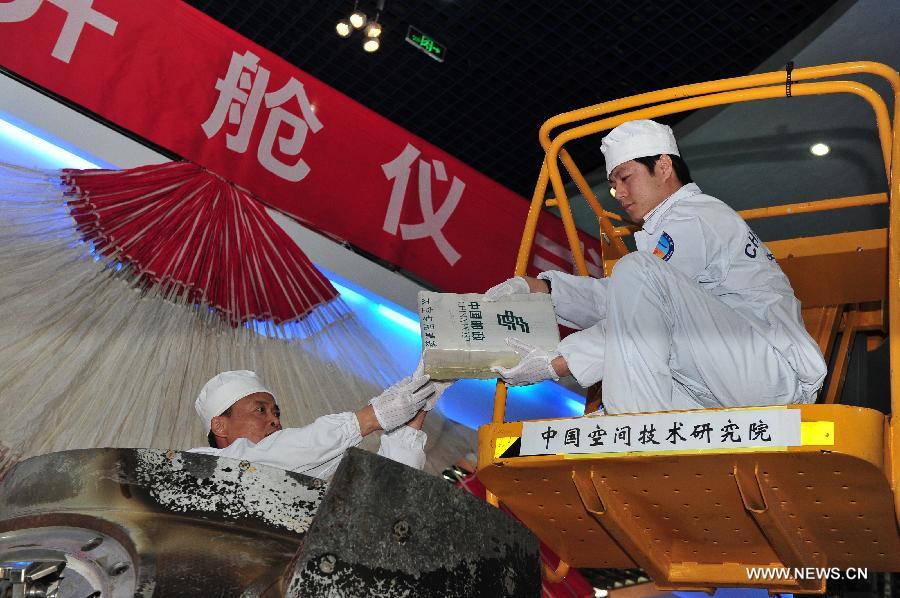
<box><xmin>477</xmin><ymin>404</ymin><xmax>898</xmax><ymax>593</ymax></box>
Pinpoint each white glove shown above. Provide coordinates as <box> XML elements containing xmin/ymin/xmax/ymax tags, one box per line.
<box><xmin>370</xmin><ymin>371</ymin><xmax>434</xmax><ymax>431</ymax></box>
<box><xmin>424</xmin><ymin>379</ymin><xmax>453</xmax><ymax>411</ymax></box>
<box><xmin>492</xmin><ymin>337</ymin><xmax>560</xmax><ymax>386</ymax></box>
<box><xmin>483</xmin><ymin>276</ymin><xmax>530</xmax><ymax>302</ymax></box>
<box><xmin>413</xmin><ymin>359</ymin><xmax>453</xmax><ymax>412</ymax></box>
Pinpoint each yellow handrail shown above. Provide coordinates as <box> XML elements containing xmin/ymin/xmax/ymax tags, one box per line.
<box><xmin>739</xmin><ymin>193</ymin><xmax>889</xmax><ymax>222</ymax></box>
<box><xmin>539</xmin><ymin>61</ymin><xmax>898</xmax><ymax>150</ymax></box>
<box><xmin>608</xmin><ymin>194</ymin><xmax>889</xmax><ymax>239</ymax></box>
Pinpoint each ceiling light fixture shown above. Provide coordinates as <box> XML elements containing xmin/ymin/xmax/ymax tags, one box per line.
<box><xmin>365</xmin><ymin>20</ymin><xmax>382</xmax><ymax>38</ymax></box>
<box><xmin>810</xmin><ymin>142</ymin><xmax>830</xmax><ymax>156</ymax></box>
<box><xmin>349</xmin><ymin>0</ymin><xmax>367</xmax><ymax>29</ymax></box>
<box><xmin>349</xmin><ymin>9</ymin><xmax>367</xmax><ymax>29</ymax></box>
<box><xmin>337</xmin><ymin>1</ymin><xmax>385</xmax><ymax>53</ymax></box>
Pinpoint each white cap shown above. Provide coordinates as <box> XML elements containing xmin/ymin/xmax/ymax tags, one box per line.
<box><xmin>601</xmin><ymin>119</ymin><xmax>680</xmax><ymax>176</ymax></box>
<box><xmin>195</xmin><ymin>370</ymin><xmax>274</xmax><ymax>431</ymax></box>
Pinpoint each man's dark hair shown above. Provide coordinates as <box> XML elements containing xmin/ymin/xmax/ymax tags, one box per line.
<box><xmin>634</xmin><ymin>153</ymin><xmax>693</xmax><ymax>185</ymax></box>
<box><xmin>207</xmin><ymin>405</ymin><xmax>233</xmax><ymax>448</ymax></box>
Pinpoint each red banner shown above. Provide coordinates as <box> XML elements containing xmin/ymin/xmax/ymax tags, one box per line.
<box><xmin>0</xmin><ymin>0</ymin><xmax>601</xmax><ymax>292</ymax></box>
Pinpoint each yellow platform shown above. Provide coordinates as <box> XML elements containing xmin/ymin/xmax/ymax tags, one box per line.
<box><xmin>478</xmin><ymin>404</ymin><xmax>900</xmax><ymax>593</ymax></box>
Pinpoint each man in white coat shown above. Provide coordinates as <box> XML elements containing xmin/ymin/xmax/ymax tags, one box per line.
<box><xmin>487</xmin><ymin>119</ymin><xmax>826</xmax><ymax>414</ymax></box>
<box><xmin>189</xmin><ymin>367</ymin><xmax>446</xmax><ymax>478</ymax></box>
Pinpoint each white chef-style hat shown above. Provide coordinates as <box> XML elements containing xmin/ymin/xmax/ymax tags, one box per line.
<box><xmin>195</xmin><ymin>370</ymin><xmax>274</xmax><ymax>431</ymax></box>
<box><xmin>601</xmin><ymin>119</ymin><xmax>680</xmax><ymax>177</ymax></box>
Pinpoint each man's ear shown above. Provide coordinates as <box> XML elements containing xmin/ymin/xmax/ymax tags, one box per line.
<box><xmin>211</xmin><ymin>415</ymin><xmax>228</xmax><ymax>440</ymax></box>
<box><xmin>656</xmin><ymin>154</ymin><xmax>674</xmax><ymax>182</ymax></box>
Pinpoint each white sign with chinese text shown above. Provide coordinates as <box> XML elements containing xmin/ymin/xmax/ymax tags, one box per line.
<box><xmin>520</xmin><ymin>408</ymin><xmax>802</xmax><ymax>456</ymax></box>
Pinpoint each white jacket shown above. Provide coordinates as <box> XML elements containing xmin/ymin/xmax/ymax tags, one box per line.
<box><xmin>189</xmin><ymin>412</ymin><xmax>426</xmax><ymax>479</ymax></box>
<box><xmin>540</xmin><ymin>183</ymin><xmax>826</xmax><ymax>402</ymax></box>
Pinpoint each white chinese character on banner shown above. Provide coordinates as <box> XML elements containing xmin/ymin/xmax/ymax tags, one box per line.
<box><xmin>202</xmin><ymin>50</ymin><xmax>324</xmax><ymax>182</ymax></box>
<box><xmin>532</xmin><ymin>232</ymin><xmax>603</xmax><ymax>278</ymax></box>
<box><xmin>257</xmin><ymin>77</ymin><xmax>323</xmax><ymax>182</ymax></box>
<box><xmin>0</xmin><ymin>0</ymin><xmax>118</xmax><ymax>63</ymax></box>
<box><xmin>381</xmin><ymin>143</ymin><xmax>464</xmax><ymax>266</ymax></box>
<box><xmin>202</xmin><ymin>50</ymin><xmax>269</xmax><ymax>153</ymax></box>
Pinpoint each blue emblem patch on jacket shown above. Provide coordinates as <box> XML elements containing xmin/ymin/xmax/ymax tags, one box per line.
<box><xmin>652</xmin><ymin>231</ymin><xmax>675</xmax><ymax>261</ymax></box>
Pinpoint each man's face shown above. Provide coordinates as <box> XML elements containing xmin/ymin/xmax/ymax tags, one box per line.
<box><xmin>212</xmin><ymin>392</ymin><xmax>282</xmax><ymax>447</ymax></box>
<box><xmin>608</xmin><ymin>157</ymin><xmax>672</xmax><ymax>224</ymax></box>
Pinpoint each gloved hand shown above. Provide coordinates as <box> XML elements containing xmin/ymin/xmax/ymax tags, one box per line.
<box><xmin>370</xmin><ymin>370</ymin><xmax>435</xmax><ymax>431</ymax></box>
<box><xmin>424</xmin><ymin>379</ymin><xmax>453</xmax><ymax>411</ymax></box>
<box><xmin>413</xmin><ymin>359</ymin><xmax>453</xmax><ymax>412</ymax></box>
<box><xmin>483</xmin><ymin>276</ymin><xmax>530</xmax><ymax>302</ymax></box>
<box><xmin>492</xmin><ymin>337</ymin><xmax>560</xmax><ymax>386</ymax></box>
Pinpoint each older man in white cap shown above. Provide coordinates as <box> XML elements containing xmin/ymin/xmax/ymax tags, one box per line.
<box><xmin>486</xmin><ymin>119</ymin><xmax>826</xmax><ymax>414</ymax></box>
<box><xmin>189</xmin><ymin>366</ymin><xmax>446</xmax><ymax>478</ymax></box>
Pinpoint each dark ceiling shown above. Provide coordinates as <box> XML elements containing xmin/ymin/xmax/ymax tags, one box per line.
<box><xmin>183</xmin><ymin>0</ymin><xmax>840</xmax><ymax>199</ymax></box>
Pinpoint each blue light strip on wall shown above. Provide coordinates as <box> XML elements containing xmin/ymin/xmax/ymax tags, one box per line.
<box><xmin>0</xmin><ymin>115</ymin><xmax>102</xmax><ymax>169</ymax></box>
<box><xmin>324</xmin><ymin>269</ymin><xmax>421</xmax><ymax>334</ymax></box>
<box><xmin>374</xmin><ymin>304</ymin><xmax>421</xmax><ymax>334</ymax></box>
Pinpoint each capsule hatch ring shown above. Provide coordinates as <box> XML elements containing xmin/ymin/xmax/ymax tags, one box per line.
<box><xmin>0</xmin><ymin>526</ymin><xmax>137</xmax><ymax>598</ymax></box>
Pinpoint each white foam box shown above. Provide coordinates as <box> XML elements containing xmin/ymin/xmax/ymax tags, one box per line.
<box><xmin>418</xmin><ymin>291</ymin><xmax>561</xmax><ymax>380</ymax></box>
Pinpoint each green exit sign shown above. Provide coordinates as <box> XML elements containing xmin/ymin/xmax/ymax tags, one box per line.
<box><xmin>405</xmin><ymin>25</ymin><xmax>446</xmax><ymax>62</ymax></box>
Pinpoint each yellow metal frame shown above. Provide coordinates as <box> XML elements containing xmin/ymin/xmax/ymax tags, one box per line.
<box><xmin>483</xmin><ymin>61</ymin><xmax>900</xmax><ymax>584</ymax></box>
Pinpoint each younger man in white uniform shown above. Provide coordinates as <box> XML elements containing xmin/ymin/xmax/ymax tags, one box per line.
<box><xmin>190</xmin><ymin>367</ymin><xmax>446</xmax><ymax>478</ymax></box>
<box><xmin>487</xmin><ymin>120</ymin><xmax>826</xmax><ymax>414</ymax></box>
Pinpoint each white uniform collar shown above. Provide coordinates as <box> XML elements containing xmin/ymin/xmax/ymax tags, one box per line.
<box><xmin>641</xmin><ymin>183</ymin><xmax>702</xmax><ymax>235</ymax></box>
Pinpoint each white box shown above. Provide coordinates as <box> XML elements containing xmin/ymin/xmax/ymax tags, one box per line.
<box><xmin>418</xmin><ymin>291</ymin><xmax>561</xmax><ymax>380</ymax></box>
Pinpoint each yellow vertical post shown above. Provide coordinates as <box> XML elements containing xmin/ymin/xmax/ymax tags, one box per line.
<box><xmin>544</xmin><ymin>160</ymin><xmax>590</xmax><ymax>276</ymax></box>
<box><xmin>493</xmin><ymin>161</ymin><xmax>555</xmax><ymax>427</ymax></box>
<box><xmin>888</xmin><ymin>86</ymin><xmax>900</xmax><ymax>525</ymax></box>
<box><xmin>492</xmin><ymin>380</ymin><xmax>508</xmax><ymax>424</ymax></box>
<box><xmin>514</xmin><ymin>160</ymin><xmax>551</xmax><ymax>278</ymax></box>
